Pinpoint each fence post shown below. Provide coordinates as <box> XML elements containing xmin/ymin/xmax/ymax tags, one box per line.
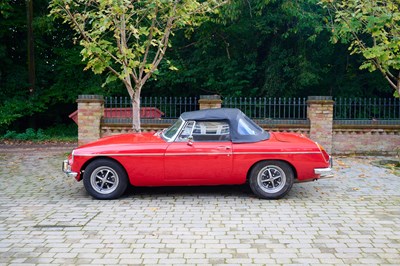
<box><xmin>76</xmin><ymin>95</ymin><xmax>104</xmax><ymax>146</ymax></box>
<box><xmin>198</xmin><ymin>95</ymin><xmax>222</xmax><ymax>109</ymax></box>
<box><xmin>307</xmin><ymin>96</ymin><xmax>334</xmax><ymax>153</ymax></box>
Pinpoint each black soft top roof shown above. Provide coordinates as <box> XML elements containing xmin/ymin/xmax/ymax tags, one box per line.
<box><xmin>180</xmin><ymin>108</ymin><xmax>270</xmax><ymax>143</ymax></box>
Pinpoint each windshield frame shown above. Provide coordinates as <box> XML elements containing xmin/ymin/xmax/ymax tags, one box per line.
<box><xmin>161</xmin><ymin>117</ymin><xmax>185</xmax><ymax>142</ymax></box>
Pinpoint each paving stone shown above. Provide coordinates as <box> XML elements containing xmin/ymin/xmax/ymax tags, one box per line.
<box><xmin>0</xmin><ymin>148</ymin><xmax>399</xmax><ymax>265</ymax></box>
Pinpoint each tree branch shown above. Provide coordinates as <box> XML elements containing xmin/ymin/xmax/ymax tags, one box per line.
<box><xmin>139</xmin><ymin>6</ymin><xmax>158</xmax><ymax>80</ymax></box>
<box><xmin>60</xmin><ymin>4</ymin><xmax>123</xmax><ymax>82</ymax></box>
<box><xmin>186</xmin><ymin>0</ymin><xmax>230</xmax><ymax>16</ymax></box>
<box><xmin>383</xmin><ymin>73</ymin><xmax>398</xmax><ymax>90</ymax></box>
<box><xmin>141</xmin><ymin>1</ymin><xmax>179</xmax><ymax>84</ymax></box>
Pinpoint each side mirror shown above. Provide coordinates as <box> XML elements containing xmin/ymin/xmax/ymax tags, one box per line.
<box><xmin>187</xmin><ymin>136</ymin><xmax>193</xmax><ymax>146</ymax></box>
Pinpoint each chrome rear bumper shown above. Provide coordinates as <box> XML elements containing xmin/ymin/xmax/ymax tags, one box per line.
<box><xmin>62</xmin><ymin>160</ymin><xmax>78</xmax><ymax>178</ymax></box>
<box><xmin>314</xmin><ymin>156</ymin><xmax>334</xmax><ymax>179</ymax></box>
<box><xmin>314</xmin><ymin>167</ymin><xmax>334</xmax><ymax>179</ymax></box>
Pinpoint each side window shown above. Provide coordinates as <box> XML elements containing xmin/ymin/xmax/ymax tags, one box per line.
<box><xmin>237</xmin><ymin>118</ymin><xmax>256</xmax><ymax>135</ymax></box>
<box><xmin>192</xmin><ymin>121</ymin><xmax>230</xmax><ymax>142</ymax></box>
<box><xmin>176</xmin><ymin>121</ymin><xmax>195</xmax><ymax>142</ymax></box>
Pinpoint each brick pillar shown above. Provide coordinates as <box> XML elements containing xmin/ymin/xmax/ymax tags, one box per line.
<box><xmin>198</xmin><ymin>95</ymin><xmax>222</xmax><ymax>109</ymax></box>
<box><xmin>307</xmin><ymin>96</ymin><xmax>334</xmax><ymax>153</ymax></box>
<box><xmin>77</xmin><ymin>95</ymin><xmax>104</xmax><ymax>146</ymax></box>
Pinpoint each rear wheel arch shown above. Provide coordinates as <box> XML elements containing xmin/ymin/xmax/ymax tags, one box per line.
<box><xmin>247</xmin><ymin>159</ymin><xmax>296</xmax><ymax>199</ymax></box>
<box><xmin>246</xmin><ymin>159</ymin><xmax>297</xmax><ymax>182</ymax></box>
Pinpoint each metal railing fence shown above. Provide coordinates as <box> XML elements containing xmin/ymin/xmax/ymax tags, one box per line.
<box><xmin>334</xmin><ymin>97</ymin><xmax>400</xmax><ymax>120</ymax></box>
<box><xmin>104</xmin><ymin>96</ymin><xmax>198</xmax><ymax>119</ymax></box>
<box><xmin>222</xmin><ymin>97</ymin><xmax>307</xmax><ymax>120</ymax></box>
<box><xmin>103</xmin><ymin>96</ymin><xmax>400</xmax><ymax>122</ymax></box>
<box><xmin>104</xmin><ymin>96</ymin><xmax>308</xmax><ymax>120</ymax></box>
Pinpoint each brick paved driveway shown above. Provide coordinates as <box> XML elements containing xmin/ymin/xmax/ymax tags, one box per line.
<box><xmin>0</xmin><ymin>145</ymin><xmax>399</xmax><ymax>265</ymax></box>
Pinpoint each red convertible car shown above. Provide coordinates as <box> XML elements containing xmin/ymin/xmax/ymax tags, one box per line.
<box><xmin>63</xmin><ymin>108</ymin><xmax>332</xmax><ymax>200</ymax></box>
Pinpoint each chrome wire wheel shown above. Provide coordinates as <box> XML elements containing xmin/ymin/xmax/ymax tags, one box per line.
<box><xmin>257</xmin><ymin>165</ymin><xmax>286</xmax><ymax>193</ymax></box>
<box><xmin>90</xmin><ymin>166</ymin><xmax>120</xmax><ymax>195</ymax></box>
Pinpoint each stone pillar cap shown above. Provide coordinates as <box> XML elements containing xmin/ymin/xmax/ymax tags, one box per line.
<box><xmin>308</xmin><ymin>96</ymin><xmax>332</xmax><ymax>101</ymax></box>
<box><xmin>78</xmin><ymin>95</ymin><xmax>104</xmax><ymax>100</ymax></box>
<box><xmin>77</xmin><ymin>95</ymin><xmax>104</xmax><ymax>103</ymax></box>
<box><xmin>200</xmin><ymin>95</ymin><xmax>221</xmax><ymax>100</ymax></box>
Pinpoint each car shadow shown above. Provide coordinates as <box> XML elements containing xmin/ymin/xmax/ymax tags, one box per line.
<box><xmin>121</xmin><ymin>184</ymin><xmax>315</xmax><ymax>200</ymax></box>
<box><xmin>123</xmin><ymin>184</ymin><xmax>254</xmax><ymax>199</ymax></box>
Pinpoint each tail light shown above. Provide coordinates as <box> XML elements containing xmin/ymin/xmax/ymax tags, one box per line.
<box><xmin>317</xmin><ymin>143</ymin><xmax>330</xmax><ymax>162</ymax></box>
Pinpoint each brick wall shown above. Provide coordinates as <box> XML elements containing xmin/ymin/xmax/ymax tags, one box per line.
<box><xmin>77</xmin><ymin>95</ymin><xmax>400</xmax><ymax>155</ymax></box>
<box><xmin>333</xmin><ymin>126</ymin><xmax>400</xmax><ymax>155</ymax></box>
<box><xmin>101</xmin><ymin>123</ymin><xmax>168</xmax><ymax>137</ymax></box>
<box><xmin>198</xmin><ymin>95</ymin><xmax>222</xmax><ymax>109</ymax></box>
<box><xmin>307</xmin><ymin>96</ymin><xmax>334</xmax><ymax>153</ymax></box>
<box><xmin>76</xmin><ymin>95</ymin><xmax>104</xmax><ymax>146</ymax></box>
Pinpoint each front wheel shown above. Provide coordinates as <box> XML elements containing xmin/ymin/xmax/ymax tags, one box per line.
<box><xmin>83</xmin><ymin>159</ymin><xmax>128</xmax><ymax>200</ymax></box>
<box><xmin>249</xmin><ymin>160</ymin><xmax>294</xmax><ymax>199</ymax></box>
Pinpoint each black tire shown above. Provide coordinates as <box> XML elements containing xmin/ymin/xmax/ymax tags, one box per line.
<box><xmin>83</xmin><ymin>159</ymin><xmax>128</xmax><ymax>200</ymax></box>
<box><xmin>249</xmin><ymin>160</ymin><xmax>294</xmax><ymax>199</ymax></box>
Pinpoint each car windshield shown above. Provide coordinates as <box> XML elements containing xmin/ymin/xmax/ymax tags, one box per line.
<box><xmin>161</xmin><ymin>118</ymin><xmax>184</xmax><ymax>141</ymax></box>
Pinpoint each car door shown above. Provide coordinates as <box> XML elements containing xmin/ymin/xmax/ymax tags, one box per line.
<box><xmin>164</xmin><ymin>120</ymin><xmax>233</xmax><ymax>185</ymax></box>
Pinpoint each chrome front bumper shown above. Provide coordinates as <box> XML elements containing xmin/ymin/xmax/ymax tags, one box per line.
<box><xmin>62</xmin><ymin>160</ymin><xmax>78</xmax><ymax>178</ymax></box>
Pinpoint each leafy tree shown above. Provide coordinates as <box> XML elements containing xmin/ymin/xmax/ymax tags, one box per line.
<box><xmin>27</xmin><ymin>0</ymin><xmax>35</xmax><ymax>95</ymax></box>
<box><xmin>0</xmin><ymin>0</ymin><xmax>13</xmax><ymax>17</ymax></box>
<box><xmin>49</xmin><ymin>0</ymin><xmax>228</xmax><ymax>131</ymax></box>
<box><xmin>148</xmin><ymin>0</ymin><xmax>335</xmax><ymax>97</ymax></box>
<box><xmin>319</xmin><ymin>0</ymin><xmax>400</xmax><ymax>97</ymax></box>
<box><xmin>0</xmin><ymin>0</ymin><xmax>35</xmax><ymax>128</ymax></box>
<box><xmin>0</xmin><ymin>0</ymin><xmax>106</xmax><ymax>130</ymax></box>
<box><xmin>1</xmin><ymin>0</ymin><xmax>395</xmax><ymax>134</ymax></box>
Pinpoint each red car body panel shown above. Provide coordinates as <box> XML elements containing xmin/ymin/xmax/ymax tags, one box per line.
<box><xmin>69</xmin><ymin>131</ymin><xmax>330</xmax><ymax>186</ymax></box>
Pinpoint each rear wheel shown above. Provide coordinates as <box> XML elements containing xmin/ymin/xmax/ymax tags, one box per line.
<box><xmin>83</xmin><ymin>159</ymin><xmax>128</xmax><ymax>200</ymax></box>
<box><xmin>249</xmin><ymin>160</ymin><xmax>294</xmax><ymax>199</ymax></box>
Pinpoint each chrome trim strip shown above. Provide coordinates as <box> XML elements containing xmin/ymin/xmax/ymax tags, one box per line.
<box><xmin>73</xmin><ymin>151</ymin><xmax>320</xmax><ymax>157</ymax></box>
<box><xmin>74</xmin><ymin>153</ymin><xmax>164</xmax><ymax>157</ymax></box>
<box><xmin>233</xmin><ymin>151</ymin><xmax>321</xmax><ymax>155</ymax></box>
<box><xmin>165</xmin><ymin>153</ymin><xmax>230</xmax><ymax>156</ymax></box>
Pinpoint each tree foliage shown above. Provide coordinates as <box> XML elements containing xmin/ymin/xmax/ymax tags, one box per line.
<box><xmin>49</xmin><ymin>0</ymin><xmax>228</xmax><ymax>130</ymax></box>
<box><xmin>148</xmin><ymin>0</ymin><xmax>376</xmax><ymax>97</ymax></box>
<box><xmin>320</xmin><ymin>0</ymin><xmax>400</xmax><ymax>97</ymax></box>
<box><xmin>0</xmin><ymin>0</ymin><xmax>395</xmax><ymax>133</ymax></box>
<box><xmin>0</xmin><ymin>0</ymin><xmax>105</xmax><ymax>129</ymax></box>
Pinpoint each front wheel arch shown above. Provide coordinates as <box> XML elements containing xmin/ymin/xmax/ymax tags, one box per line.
<box><xmin>82</xmin><ymin>158</ymin><xmax>129</xmax><ymax>200</ymax></box>
<box><xmin>80</xmin><ymin>156</ymin><xmax>126</xmax><ymax>180</ymax></box>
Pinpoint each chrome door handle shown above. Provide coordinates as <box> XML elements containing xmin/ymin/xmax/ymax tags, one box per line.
<box><xmin>218</xmin><ymin>146</ymin><xmax>231</xmax><ymax>150</ymax></box>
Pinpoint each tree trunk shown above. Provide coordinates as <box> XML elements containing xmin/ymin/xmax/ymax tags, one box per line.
<box><xmin>397</xmin><ymin>80</ymin><xmax>400</xmax><ymax>98</ymax></box>
<box><xmin>131</xmin><ymin>87</ymin><xmax>141</xmax><ymax>132</ymax></box>
<box><xmin>122</xmin><ymin>75</ymin><xmax>141</xmax><ymax>132</ymax></box>
<box><xmin>397</xmin><ymin>72</ymin><xmax>400</xmax><ymax>98</ymax></box>
<box><xmin>27</xmin><ymin>0</ymin><xmax>36</xmax><ymax>128</ymax></box>
<box><xmin>27</xmin><ymin>0</ymin><xmax>35</xmax><ymax>92</ymax></box>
